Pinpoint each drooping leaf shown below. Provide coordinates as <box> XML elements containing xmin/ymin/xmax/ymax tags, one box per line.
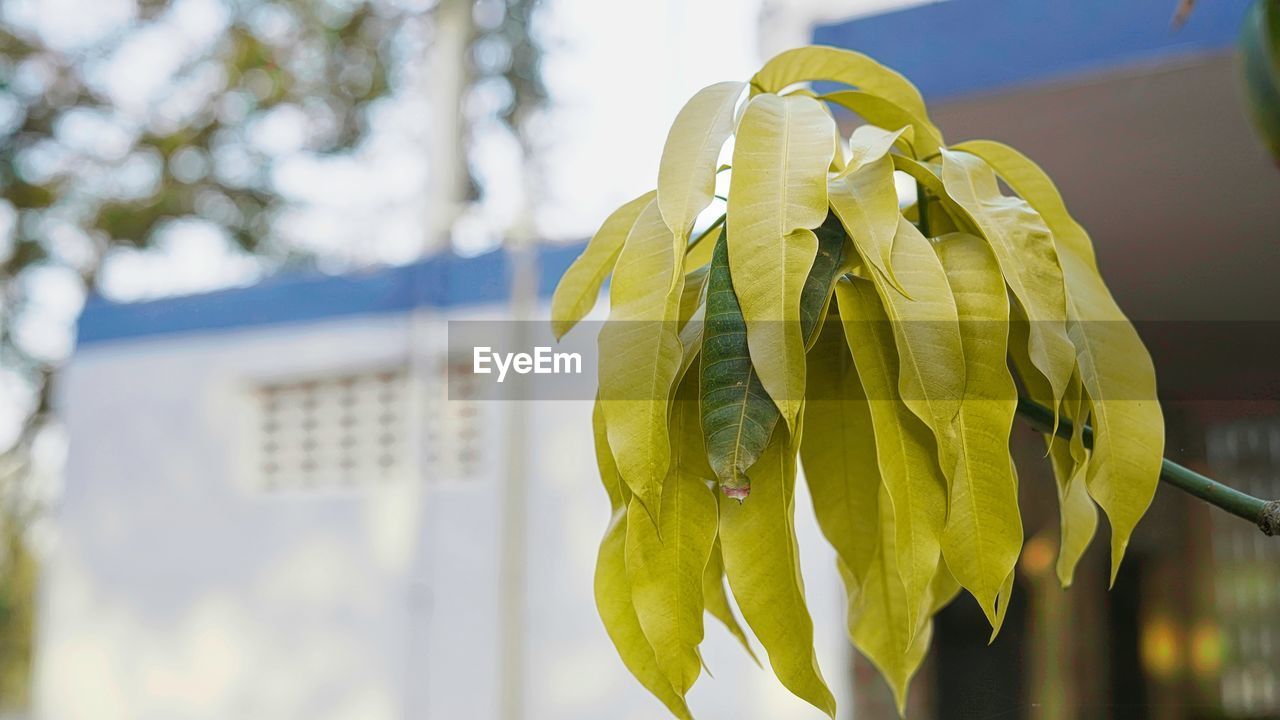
<box><xmin>1010</xmin><ymin>318</ymin><xmax>1098</xmax><ymax>588</ymax></box>
<box><xmin>751</xmin><ymin>46</ymin><xmax>933</xmax><ymax>133</ymax></box>
<box><xmin>679</xmin><ymin>266</ymin><xmax>709</xmax><ymax>329</ymax></box>
<box><xmin>840</xmin><ymin>124</ymin><xmax>906</xmax><ymax>175</ymax></box>
<box><xmin>834</xmin><ymin>276</ymin><xmax>946</xmax><ymax>638</ymax></box>
<box><xmin>726</xmin><ymin>92</ymin><xmax>835</xmax><ymax>435</ymax></box>
<box><xmin>552</xmin><ymin>191</ymin><xmax>656</xmax><ymax>339</ymax></box>
<box><xmin>1050</xmin><ymin>439</ymin><xmax>1098</xmax><ymax>588</ymax></box>
<box><xmin>685</xmin><ymin>222</ymin><xmax>721</xmax><ymax>270</ymax></box>
<box><xmin>829</xmin><ymin>154</ymin><xmax>906</xmax><ymax>295</ymax></box>
<box><xmin>821</xmin><ymin>90</ymin><xmax>943</xmax><ymax>159</ymax></box>
<box><xmin>599</xmin><ymin>200</ymin><xmax>686</xmax><ymax>517</ymax></box>
<box><xmin>799</xmin><ymin>214</ymin><xmax>852</xmax><ymax>348</ymax></box>
<box><xmin>700</xmin><ymin>217</ymin><xmax>845</xmax><ymax>498</ymax></box>
<box><xmin>956</xmin><ymin>141</ymin><xmax>1163</xmax><ymax>583</ymax></box>
<box><xmin>658</xmin><ymin>81</ymin><xmax>746</xmax><ymax>241</ymax></box>
<box><xmin>933</xmin><ymin>233</ymin><xmax>1023</xmax><ymax>627</ymax></box>
<box><xmin>875</xmin><ymin>217</ymin><xmax>965</xmax><ymax>460</ymax></box>
<box><xmin>800</xmin><ymin>317</ymin><xmax>881</xmax><ymax>598</ymax></box>
<box><xmin>626</xmin><ymin>374</ymin><xmax>720</xmax><ymax>695</ymax></box>
<box><xmin>718</xmin><ymin>422</ymin><xmax>837</xmax><ymax>718</ymax></box>
<box><xmin>940</xmin><ymin>149</ymin><xmax>1075</xmax><ymax>423</ymax></box>
<box><xmin>699</xmin><ymin>231</ymin><xmax>779</xmax><ymax>500</ymax></box>
<box><xmin>948</xmin><ymin>141</ymin><xmax>1097</xmax><ymax>267</ymax></box>
<box><xmin>846</xmin><ymin>484</ymin><xmax>956</xmax><ymax>716</ymax></box>
<box><xmin>702</xmin><ymin>539</ymin><xmax>761</xmax><ymax>665</ymax></box>
<box><xmin>591</xmin><ymin>400</ymin><xmax>694</xmax><ymax>720</ymax></box>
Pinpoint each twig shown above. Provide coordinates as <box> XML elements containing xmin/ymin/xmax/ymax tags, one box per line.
<box><xmin>1016</xmin><ymin>396</ymin><xmax>1280</xmax><ymax>536</ymax></box>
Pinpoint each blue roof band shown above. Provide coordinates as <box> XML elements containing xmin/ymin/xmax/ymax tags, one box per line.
<box><xmin>76</xmin><ymin>243</ymin><xmax>584</xmax><ymax>347</ymax></box>
<box><xmin>812</xmin><ymin>0</ymin><xmax>1251</xmax><ymax>101</ymax></box>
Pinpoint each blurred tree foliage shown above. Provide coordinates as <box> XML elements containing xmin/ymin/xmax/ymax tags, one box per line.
<box><xmin>0</xmin><ymin>0</ymin><xmax>545</xmax><ymax>707</ymax></box>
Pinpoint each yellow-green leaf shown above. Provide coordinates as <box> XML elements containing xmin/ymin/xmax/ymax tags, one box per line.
<box><xmin>1010</xmin><ymin>321</ymin><xmax>1097</xmax><ymax>588</ymax></box>
<box><xmin>599</xmin><ymin>200</ymin><xmax>686</xmax><ymax>517</ymax></box>
<box><xmin>933</xmin><ymin>233</ymin><xmax>1023</xmax><ymax>627</ymax></box>
<box><xmin>949</xmin><ymin>140</ymin><xmax>1098</xmax><ymax>267</ymax></box>
<box><xmin>800</xmin><ymin>318</ymin><xmax>881</xmax><ymax>598</ymax></box>
<box><xmin>726</xmin><ymin>93</ymin><xmax>834</xmax><ymax>435</ymax></box>
<box><xmin>876</xmin><ymin>216</ymin><xmax>965</xmax><ymax>457</ymax></box>
<box><xmin>940</xmin><ymin>148</ymin><xmax>1074</xmax><ymax>421</ymax></box>
<box><xmin>552</xmin><ymin>191</ymin><xmax>656</xmax><ymax>340</ymax></box>
<box><xmin>702</xmin><ymin>539</ymin><xmax>761</xmax><ymax>666</ymax></box>
<box><xmin>625</xmin><ymin>375</ymin><xmax>719</xmax><ymax>695</ymax></box>
<box><xmin>834</xmin><ymin>276</ymin><xmax>946</xmax><ymax>638</ymax></box>
<box><xmin>821</xmin><ymin>90</ymin><xmax>943</xmax><ymax>159</ymax></box>
<box><xmin>845</xmin><ymin>484</ymin><xmax>948</xmax><ymax>716</ymax></box>
<box><xmin>955</xmin><ymin>140</ymin><xmax>1163</xmax><ymax>583</ymax></box>
<box><xmin>658</xmin><ymin>81</ymin><xmax>746</xmax><ymax>241</ymax></box>
<box><xmin>1050</xmin><ymin>441</ymin><xmax>1098</xmax><ymax>588</ymax></box>
<box><xmin>829</xmin><ymin>154</ymin><xmax>906</xmax><ymax>295</ymax></box>
<box><xmin>752</xmin><ymin>46</ymin><xmax>932</xmax><ymax>132</ymax></box>
<box><xmin>685</xmin><ymin>222</ymin><xmax>721</xmax><ymax>270</ymax></box>
<box><xmin>840</xmin><ymin>124</ymin><xmax>906</xmax><ymax>175</ymax></box>
<box><xmin>718</xmin><ymin>425</ymin><xmax>836</xmax><ymax>717</ymax></box>
<box><xmin>591</xmin><ymin>400</ymin><xmax>694</xmax><ymax>720</ymax></box>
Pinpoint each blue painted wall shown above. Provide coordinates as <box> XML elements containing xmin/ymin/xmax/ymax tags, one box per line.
<box><xmin>813</xmin><ymin>0</ymin><xmax>1252</xmax><ymax>101</ymax></box>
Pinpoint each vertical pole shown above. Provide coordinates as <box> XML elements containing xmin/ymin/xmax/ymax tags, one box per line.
<box><xmin>424</xmin><ymin>0</ymin><xmax>474</xmax><ymax>248</ymax></box>
<box><xmin>498</xmin><ymin>241</ymin><xmax>535</xmax><ymax>720</ymax></box>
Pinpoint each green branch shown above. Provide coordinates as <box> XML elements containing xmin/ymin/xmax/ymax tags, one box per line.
<box><xmin>1015</xmin><ymin>397</ymin><xmax>1280</xmax><ymax>537</ymax></box>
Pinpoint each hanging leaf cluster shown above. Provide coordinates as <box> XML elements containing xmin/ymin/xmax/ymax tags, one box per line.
<box><xmin>550</xmin><ymin>46</ymin><xmax>1165</xmax><ymax>718</ymax></box>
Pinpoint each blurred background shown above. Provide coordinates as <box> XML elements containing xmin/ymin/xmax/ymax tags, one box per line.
<box><xmin>1</xmin><ymin>0</ymin><xmax>1279</xmax><ymax>718</ymax></box>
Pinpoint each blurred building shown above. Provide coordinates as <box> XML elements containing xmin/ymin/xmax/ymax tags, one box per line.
<box><xmin>34</xmin><ymin>246</ymin><xmax>852</xmax><ymax>720</ymax></box>
<box><xmin>814</xmin><ymin>0</ymin><xmax>1280</xmax><ymax>717</ymax></box>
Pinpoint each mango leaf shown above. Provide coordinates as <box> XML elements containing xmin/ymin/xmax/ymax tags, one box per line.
<box><xmin>955</xmin><ymin>141</ymin><xmax>1162</xmax><ymax>583</ymax></box>
<box><xmin>876</xmin><ymin>216</ymin><xmax>965</xmax><ymax>460</ymax></box>
<box><xmin>599</xmin><ymin>200</ymin><xmax>686</xmax><ymax>517</ymax></box>
<box><xmin>829</xmin><ymin>154</ymin><xmax>906</xmax><ymax>295</ymax></box>
<box><xmin>933</xmin><ymin>233</ymin><xmax>1023</xmax><ymax>628</ymax></box>
<box><xmin>685</xmin><ymin>222</ymin><xmax>721</xmax><ymax>270</ymax></box>
<box><xmin>799</xmin><ymin>214</ymin><xmax>852</xmax><ymax>348</ymax></box>
<box><xmin>626</xmin><ymin>374</ymin><xmax>720</xmax><ymax>696</ymax></box>
<box><xmin>1010</xmin><ymin>319</ymin><xmax>1097</xmax><ymax>588</ymax></box>
<box><xmin>840</xmin><ymin>124</ymin><xmax>906</xmax><ymax>175</ymax></box>
<box><xmin>834</xmin><ymin>276</ymin><xmax>946</xmax><ymax>639</ymax></box>
<box><xmin>718</xmin><ymin>422</ymin><xmax>837</xmax><ymax>718</ymax></box>
<box><xmin>679</xmin><ymin>266</ymin><xmax>709</xmax><ymax>330</ymax></box>
<box><xmin>845</xmin><ymin>484</ymin><xmax>954</xmax><ymax>716</ymax></box>
<box><xmin>699</xmin><ymin>231</ymin><xmax>779</xmax><ymax>499</ymax></box>
<box><xmin>821</xmin><ymin>90</ymin><xmax>943</xmax><ymax>159</ymax></box>
<box><xmin>890</xmin><ymin>155</ymin><xmax>973</xmax><ymax>238</ymax></box>
<box><xmin>658</xmin><ymin>81</ymin><xmax>746</xmax><ymax>241</ymax></box>
<box><xmin>702</xmin><ymin>539</ymin><xmax>761</xmax><ymax>665</ymax></box>
<box><xmin>726</xmin><ymin>93</ymin><xmax>835</xmax><ymax>435</ymax></box>
<box><xmin>591</xmin><ymin>400</ymin><xmax>694</xmax><ymax>720</ymax></box>
<box><xmin>948</xmin><ymin>141</ymin><xmax>1097</xmax><ymax>267</ymax></box>
<box><xmin>751</xmin><ymin>46</ymin><xmax>933</xmax><ymax>133</ymax></box>
<box><xmin>939</xmin><ymin>149</ymin><xmax>1074</xmax><ymax>422</ymax></box>
<box><xmin>800</xmin><ymin>317</ymin><xmax>881</xmax><ymax>598</ymax></box>
<box><xmin>552</xmin><ymin>190</ymin><xmax>655</xmax><ymax>340</ymax></box>
<box><xmin>700</xmin><ymin>217</ymin><xmax>844</xmax><ymax>498</ymax></box>
<box><xmin>1050</xmin><ymin>439</ymin><xmax>1098</xmax><ymax>588</ymax></box>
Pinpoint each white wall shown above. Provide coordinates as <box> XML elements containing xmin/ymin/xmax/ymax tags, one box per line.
<box><xmin>36</xmin><ymin>302</ymin><xmax>853</xmax><ymax>719</ymax></box>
